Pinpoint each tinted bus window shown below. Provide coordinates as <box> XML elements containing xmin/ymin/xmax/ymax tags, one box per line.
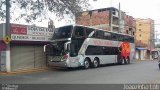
<box><xmin>91</xmin><ymin>30</ymin><xmax>104</xmax><ymax>38</ymax></box>
<box><xmin>130</xmin><ymin>37</ymin><xmax>134</xmax><ymax>43</ymax></box>
<box><xmin>96</xmin><ymin>30</ymin><xmax>104</xmax><ymax>39</ymax></box>
<box><xmin>73</xmin><ymin>26</ymin><xmax>85</xmax><ymax>38</ymax></box>
<box><xmin>86</xmin><ymin>45</ymin><xmax>119</xmax><ymax>55</ymax></box>
<box><xmin>118</xmin><ymin>34</ymin><xmax>124</xmax><ymax>41</ymax></box>
<box><xmin>52</xmin><ymin>25</ymin><xmax>72</xmax><ymax>40</ymax></box>
<box><xmin>112</xmin><ymin>33</ymin><xmax>118</xmax><ymax>41</ymax></box>
<box><xmin>85</xmin><ymin>46</ymin><xmax>103</xmax><ymax>55</ymax></box>
<box><xmin>86</xmin><ymin>28</ymin><xmax>94</xmax><ymax>37</ymax></box>
<box><xmin>104</xmin><ymin>32</ymin><xmax>112</xmax><ymax>40</ymax></box>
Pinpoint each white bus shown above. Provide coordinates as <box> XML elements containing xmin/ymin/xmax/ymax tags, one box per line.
<box><xmin>44</xmin><ymin>25</ymin><xmax>135</xmax><ymax>69</ymax></box>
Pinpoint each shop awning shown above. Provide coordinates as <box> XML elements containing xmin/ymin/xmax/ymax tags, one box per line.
<box><xmin>136</xmin><ymin>47</ymin><xmax>146</xmax><ymax>50</ymax></box>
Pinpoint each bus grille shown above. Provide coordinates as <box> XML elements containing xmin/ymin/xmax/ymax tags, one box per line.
<box><xmin>51</xmin><ymin>56</ymin><xmax>62</xmax><ymax>62</ymax></box>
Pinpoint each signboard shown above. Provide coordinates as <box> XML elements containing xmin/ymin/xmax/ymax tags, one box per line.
<box><xmin>11</xmin><ymin>24</ymin><xmax>27</xmax><ymax>35</ymax></box>
<box><xmin>11</xmin><ymin>24</ymin><xmax>54</xmax><ymax>41</ymax></box>
<box><xmin>3</xmin><ymin>36</ymin><xmax>11</xmax><ymax>44</ymax></box>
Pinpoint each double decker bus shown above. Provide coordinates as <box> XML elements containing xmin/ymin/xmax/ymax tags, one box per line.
<box><xmin>44</xmin><ymin>25</ymin><xmax>135</xmax><ymax>69</ymax></box>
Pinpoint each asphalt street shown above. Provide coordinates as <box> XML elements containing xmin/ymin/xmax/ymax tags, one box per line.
<box><xmin>0</xmin><ymin>60</ymin><xmax>160</xmax><ymax>84</ymax></box>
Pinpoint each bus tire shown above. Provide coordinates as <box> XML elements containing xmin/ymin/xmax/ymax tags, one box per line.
<box><xmin>123</xmin><ymin>57</ymin><xmax>127</xmax><ymax>64</ymax></box>
<box><xmin>121</xmin><ymin>57</ymin><xmax>125</xmax><ymax>65</ymax></box>
<box><xmin>83</xmin><ymin>58</ymin><xmax>91</xmax><ymax>69</ymax></box>
<box><xmin>92</xmin><ymin>58</ymin><xmax>99</xmax><ymax>68</ymax></box>
<box><xmin>127</xmin><ymin>56</ymin><xmax>130</xmax><ymax>64</ymax></box>
<box><xmin>117</xmin><ymin>55</ymin><xmax>123</xmax><ymax>65</ymax></box>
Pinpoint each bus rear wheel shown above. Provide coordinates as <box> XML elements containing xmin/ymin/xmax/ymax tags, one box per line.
<box><xmin>117</xmin><ymin>56</ymin><xmax>126</xmax><ymax>65</ymax></box>
<box><xmin>117</xmin><ymin>55</ymin><xmax>123</xmax><ymax>65</ymax></box>
<box><xmin>92</xmin><ymin>58</ymin><xmax>99</xmax><ymax>68</ymax></box>
<box><xmin>83</xmin><ymin>59</ymin><xmax>91</xmax><ymax>69</ymax></box>
<box><xmin>126</xmin><ymin>57</ymin><xmax>130</xmax><ymax>64</ymax></box>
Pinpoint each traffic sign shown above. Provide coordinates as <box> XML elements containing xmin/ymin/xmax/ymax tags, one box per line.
<box><xmin>3</xmin><ymin>36</ymin><xmax>11</xmax><ymax>44</ymax></box>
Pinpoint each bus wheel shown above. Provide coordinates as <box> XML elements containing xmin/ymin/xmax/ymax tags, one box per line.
<box><xmin>117</xmin><ymin>55</ymin><xmax>125</xmax><ymax>65</ymax></box>
<box><xmin>127</xmin><ymin>57</ymin><xmax>130</xmax><ymax>64</ymax></box>
<box><xmin>121</xmin><ymin>57</ymin><xmax>128</xmax><ymax>65</ymax></box>
<box><xmin>123</xmin><ymin>57</ymin><xmax>127</xmax><ymax>64</ymax></box>
<box><xmin>117</xmin><ymin>55</ymin><xmax>122</xmax><ymax>65</ymax></box>
<box><xmin>121</xmin><ymin>58</ymin><xmax>125</xmax><ymax>65</ymax></box>
<box><xmin>83</xmin><ymin>59</ymin><xmax>90</xmax><ymax>69</ymax></box>
<box><xmin>93</xmin><ymin>58</ymin><xmax>99</xmax><ymax>68</ymax></box>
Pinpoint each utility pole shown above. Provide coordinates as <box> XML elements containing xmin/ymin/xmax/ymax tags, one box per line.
<box><xmin>118</xmin><ymin>2</ymin><xmax>121</xmax><ymax>33</ymax></box>
<box><xmin>5</xmin><ymin>0</ymin><xmax>11</xmax><ymax>72</ymax></box>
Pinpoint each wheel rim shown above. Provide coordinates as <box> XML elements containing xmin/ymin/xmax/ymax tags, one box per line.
<box><xmin>127</xmin><ymin>57</ymin><xmax>130</xmax><ymax>64</ymax></box>
<box><xmin>126</xmin><ymin>58</ymin><xmax>129</xmax><ymax>64</ymax></box>
<box><xmin>93</xmin><ymin>60</ymin><xmax>98</xmax><ymax>67</ymax></box>
<box><xmin>122</xmin><ymin>59</ymin><xmax>124</xmax><ymax>65</ymax></box>
<box><xmin>84</xmin><ymin>60</ymin><xmax>89</xmax><ymax>69</ymax></box>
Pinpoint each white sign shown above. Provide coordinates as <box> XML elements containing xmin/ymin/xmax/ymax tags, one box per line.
<box><xmin>11</xmin><ymin>24</ymin><xmax>54</xmax><ymax>41</ymax></box>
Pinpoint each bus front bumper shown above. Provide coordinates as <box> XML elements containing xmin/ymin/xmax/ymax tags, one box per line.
<box><xmin>48</xmin><ymin>61</ymin><xmax>69</xmax><ymax>68</ymax></box>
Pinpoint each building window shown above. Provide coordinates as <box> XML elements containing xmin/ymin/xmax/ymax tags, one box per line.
<box><xmin>139</xmin><ymin>34</ymin><xmax>141</xmax><ymax>37</ymax></box>
<box><xmin>139</xmin><ymin>29</ymin><xmax>141</xmax><ymax>31</ymax></box>
<box><xmin>126</xmin><ymin>30</ymin><xmax>129</xmax><ymax>34</ymax></box>
<box><xmin>139</xmin><ymin>24</ymin><xmax>141</xmax><ymax>26</ymax></box>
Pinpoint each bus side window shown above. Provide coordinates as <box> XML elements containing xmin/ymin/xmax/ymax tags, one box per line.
<box><xmin>112</xmin><ymin>33</ymin><xmax>118</xmax><ymax>41</ymax></box>
<box><xmin>74</xmin><ymin>27</ymin><xmax>85</xmax><ymax>38</ymax></box>
<box><xmin>86</xmin><ymin>28</ymin><xmax>94</xmax><ymax>37</ymax></box>
<box><xmin>96</xmin><ymin>30</ymin><xmax>104</xmax><ymax>39</ymax></box>
<box><xmin>118</xmin><ymin>35</ymin><xmax>123</xmax><ymax>42</ymax></box>
<box><xmin>104</xmin><ymin>32</ymin><xmax>111</xmax><ymax>40</ymax></box>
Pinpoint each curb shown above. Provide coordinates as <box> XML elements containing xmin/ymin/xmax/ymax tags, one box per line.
<box><xmin>0</xmin><ymin>67</ymin><xmax>50</xmax><ymax>75</ymax></box>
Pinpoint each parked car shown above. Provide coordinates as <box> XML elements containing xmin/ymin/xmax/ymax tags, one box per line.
<box><xmin>151</xmin><ymin>50</ymin><xmax>159</xmax><ymax>60</ymax></box>
<box><xmin>151</xmin><ymin>50</ymin><xmax>160</xmax><ymax>69</ymax></box>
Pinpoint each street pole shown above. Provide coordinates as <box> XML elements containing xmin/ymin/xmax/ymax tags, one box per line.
<box><xmin>5</xmin><ymin>0</ymin><xmax>11</xmax><ymax>72</ymax></box>
<box><xmin>118</xmin><ymin>2</ymin><xmax>121</xmax><ymax>33</ymax></box>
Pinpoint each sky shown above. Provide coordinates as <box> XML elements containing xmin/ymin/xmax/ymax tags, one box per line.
<box><xmin>1</xmin><ymin>0</ymin><xmax>160</xmax><ymax>35</ymax></box>
<box><xmin>89</xmin><ymin>0</ymin><xmax>160</xmax><ymax>37</ymax></box>
<box><xmin>46</xmin><ymin>0</ymin><xmax>160</xmax><ymax>32</ymax></box>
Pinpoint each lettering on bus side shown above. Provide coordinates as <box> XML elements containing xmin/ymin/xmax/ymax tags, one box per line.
<box><xmin>93</xmin><ymin>40</ymin><xmax>113</xmax><ymax>46</ymax></box>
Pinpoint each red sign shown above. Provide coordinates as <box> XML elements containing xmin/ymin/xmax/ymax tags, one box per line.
<box><xmin>11</xmin><ymin>24</ymin><xmax>27</xmax><ymax>35</ymax></box>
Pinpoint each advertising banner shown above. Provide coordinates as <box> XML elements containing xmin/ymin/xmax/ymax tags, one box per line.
<box><xmin>11</xmin><ymin>24</ymin><xmax>54</xmax><ymax>41</ymax></box>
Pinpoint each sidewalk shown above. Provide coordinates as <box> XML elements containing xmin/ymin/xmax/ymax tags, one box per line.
<box><xmin>0</xmin><ymin>67</ymin><xmax>49</xmax><ymax>75</ymax></box>
<box><xmin>135</xmin><ymin>59</ymin><xmax>159</xmax><ymax>61</ymax></box>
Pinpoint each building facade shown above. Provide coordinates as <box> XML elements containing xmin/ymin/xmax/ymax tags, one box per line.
<box><xmin>135</xmin><ymin>18</ymin><xmax>155</xmax><ymax>60</ymax></box>
<box><xmin>75</xmin><ymin>7</ymin><xmax>135</xmax><ymax>36</ymax></box>
<box><xmin>0</xmin><ymin>23</ymin><xmax>54</xmax><ymax>72</ymax></box>
<box><xmin>124</xmin><ymin>14</ymin><xmax>136</xmax><ymax>36</ymax></box>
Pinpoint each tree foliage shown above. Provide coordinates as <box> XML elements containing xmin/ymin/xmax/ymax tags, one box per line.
<box><xmin>0</xmin><ymin>0</ymin><xmax>90</xmax><ymax>23</ymax></box>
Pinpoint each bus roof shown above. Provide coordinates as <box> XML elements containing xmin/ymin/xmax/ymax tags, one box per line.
<box><xmin>56</xmin><ymin>24</ymin><xmax>134</xmax><ymax>37</ymax></box>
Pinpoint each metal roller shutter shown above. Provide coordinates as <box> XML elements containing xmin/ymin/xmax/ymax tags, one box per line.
<box><xmin>11</xmin><ymin>45</ymin><xmax>35</xmax><ymax>71</ymax></box>
<box><xmin>34</xmin><ymin>46</ymin><xmax>46</xmax><ymax>68</ymax></box>
<box><xmin>11</xmin><ymin>44</ymin><xmax>46</xmax><ymax>71</ymax></box>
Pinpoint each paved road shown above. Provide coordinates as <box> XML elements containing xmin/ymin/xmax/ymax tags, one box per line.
<box><xmin>0</xmin><ymin>60</ymin><xmax>160</xmax><ymax>84</ymax></box>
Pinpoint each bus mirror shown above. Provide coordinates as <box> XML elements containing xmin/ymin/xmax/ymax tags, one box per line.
<box><xmin>64</xmin><ymin>43</ymin><xmax>70</xmax><ymax>51</ymax></box>
<box><xmin>44</xmin><ymin>45</ymin><xmax>47</xmax><ymax>52</ymax></box>
<box><xmin>67</xmin><ymin>44</ymin><xmax>70</xmax><ymax>51</ymax></box>
<box><xmin>64</xmin><ymin>44</ymin><xmax>67</xmax><ymax>51</ymax></box>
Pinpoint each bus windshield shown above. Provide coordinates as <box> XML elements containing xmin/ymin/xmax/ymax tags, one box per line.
<box><xmin>46</xmin><ymin>41</ymin><xmax>68</xmax><ymax>56</ymax></box>
<box><xmin>52</xmin><ymin>25</ymin><xmax>73</xmax><ymax>40</ymax></box>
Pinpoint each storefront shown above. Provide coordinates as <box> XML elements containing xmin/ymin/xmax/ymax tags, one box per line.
<box><xmin>0</xmin><ymin>23</ymin><xmax>54</xmax><ymax>72</ymax></box>
<box><xmin>135</xmin><ymin>47</ymin><xmax>148</xmax><ymax>60</ymax></box>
